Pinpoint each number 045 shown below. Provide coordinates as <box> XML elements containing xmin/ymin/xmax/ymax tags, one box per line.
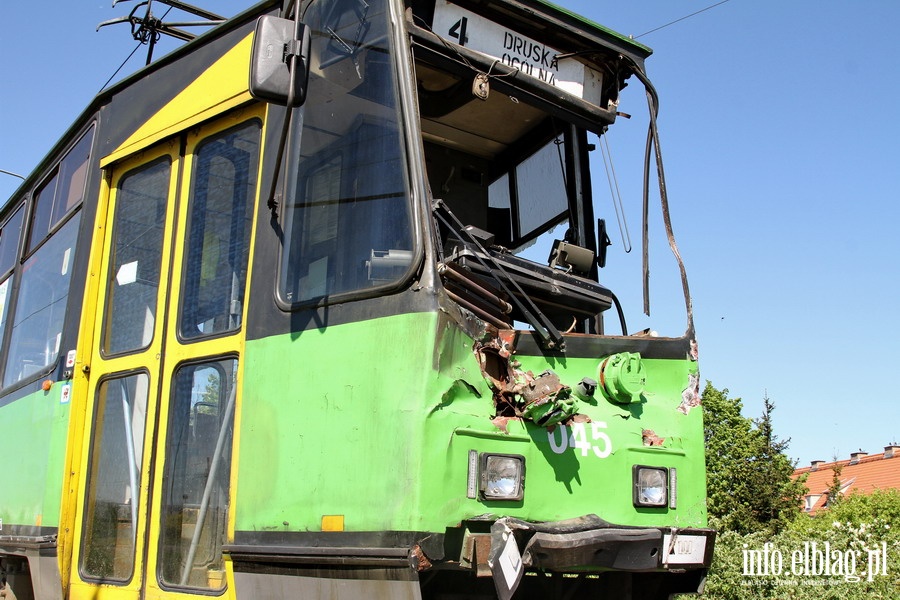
<box><xmin>547</xmin><ymin>422</ymin><xmax>612</xmax><ymax>458</ymax></box>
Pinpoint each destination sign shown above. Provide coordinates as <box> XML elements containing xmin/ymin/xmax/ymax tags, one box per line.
<box><xmin>431</xmin><ymin>0</ymin><xmax>603</xmax><ymax>104</ymax></box>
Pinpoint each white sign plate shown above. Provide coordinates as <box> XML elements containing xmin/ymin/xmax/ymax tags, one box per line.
<box><xmin>662</xmin><ymin>534</ymin><xmax>707</xmax><ymax>565</ymax></box>
<box><xmin>431</xmin><ymin>0</ymin><xmax>602</xmax><ymax>102</ymax></box>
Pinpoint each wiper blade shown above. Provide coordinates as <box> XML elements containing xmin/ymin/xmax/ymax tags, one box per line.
<box><xmin>434</xmin><ymin>199</ymin><xmax>565</xmax><ymax>352</ymax></box>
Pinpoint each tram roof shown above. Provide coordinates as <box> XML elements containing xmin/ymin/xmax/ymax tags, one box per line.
<box><xmin>2</xmin><ymin>0</ymin><xmax>649</xmax><ymax>210</ymax></box>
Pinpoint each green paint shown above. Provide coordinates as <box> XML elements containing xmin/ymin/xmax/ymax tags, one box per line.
<box><xmin>0</xmin><ymin>384</ymin><xmax>71</xmax><ymax>530</ymax></box>
<box><xmin>235</xmin><ymin>312</ymin><xmax>707</xmax><ymax>536</ymax></box>
<box><xmin>598</xmin><ymin>352</ymin><xmax>646</xmax><ymax>404</ymax></box>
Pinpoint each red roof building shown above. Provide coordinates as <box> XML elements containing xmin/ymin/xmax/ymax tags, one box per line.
<box><xmin>792</xmin><ymin>445</ymin><xmax>900</xmax><ymax>514</ymax></box>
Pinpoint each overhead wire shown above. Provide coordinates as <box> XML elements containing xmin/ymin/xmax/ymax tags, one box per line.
<box><xmin>98</xmin><ymin>5</ymin><xmax>176</xmax><ymax>93</ymax></box>
<box><xmin>634</xmin><ymin>0</ymin><xmax>733</xmax><ymax>39</ymax></box>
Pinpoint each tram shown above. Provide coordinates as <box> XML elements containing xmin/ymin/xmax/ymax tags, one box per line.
<box><xmin>0</xmin><ymin>1</ymin><xmax>713</xmax><ymax>598</ymax></box>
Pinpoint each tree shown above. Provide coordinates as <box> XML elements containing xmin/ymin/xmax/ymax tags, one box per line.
<box><xmin>827</xmin><ymin>458</ymin><xmax>844</xmax><ymax>508</ymax></box>
<box><xmin>701</xmin><ymin>490</ymin><xmax>900</xmax><ymax>600</ymax></box>
<box><xmin>702</xmin><ymin>382</ymin><xmax>806</xmax><ymax>534</ymax></box>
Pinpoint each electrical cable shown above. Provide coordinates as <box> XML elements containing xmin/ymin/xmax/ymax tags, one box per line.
<box><xmin>627</xmin><ymin>57</ymin><xmax>695</xmax><ymax>334</ymax></box>
<box><xmin>635</xmin><ymin>0</ymin><xmax>733</xmax><ymax>39</ymax></box>
<box><xmin>98</xmin><ymin>5</ymin><xmax>176</xmax><ymax>92</ymax></box>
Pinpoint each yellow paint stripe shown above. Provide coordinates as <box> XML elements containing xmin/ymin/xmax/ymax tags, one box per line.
<box><xmin>102</xmin><ymin>33</ymin><xmax>254</xmax><ymax>167</ymax></box>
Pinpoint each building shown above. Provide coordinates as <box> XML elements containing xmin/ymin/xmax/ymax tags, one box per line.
<box><xmin>793</xmin><ymin>445</ymin><xmax>900</xmax><ymax>514</ymax></box>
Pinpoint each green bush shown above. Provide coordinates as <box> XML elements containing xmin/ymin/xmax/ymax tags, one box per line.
<box><xmin>698</xmin><ymin>491</ymin><xmax>900</xmax><ymax>599</ymax></box>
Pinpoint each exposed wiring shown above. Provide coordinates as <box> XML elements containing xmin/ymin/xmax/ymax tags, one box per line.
<box><xmin>634</xmin><ymin>0</ymin><xmax>733</xmax><ymax>39</ymax></box>
<box><xmin>627</xmin><ymin>58</ymin><xmax>695</xmax><ymax>334</ymax></box>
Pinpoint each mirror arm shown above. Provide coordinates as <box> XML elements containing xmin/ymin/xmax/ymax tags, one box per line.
<box><xmin>264</xmin><ymin>12</ymin><xmax>305</xmax><ymax>213</ymax></box>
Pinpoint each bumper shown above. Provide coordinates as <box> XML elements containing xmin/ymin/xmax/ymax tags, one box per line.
<box><xmin>487</xmin><ymin>515</ymin><xmax>715</xmax><ymax>599</ymax></box>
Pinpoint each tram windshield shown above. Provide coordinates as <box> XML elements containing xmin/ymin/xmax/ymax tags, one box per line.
<box><xmin>278</xmin><ymin>0</ymin><xmax>415</xmax><ymax>306</ymax></box>
<box><xmin>410</xmin><ymin>1</ymin><xmax>630</xmax><ymax>340</ymax></box>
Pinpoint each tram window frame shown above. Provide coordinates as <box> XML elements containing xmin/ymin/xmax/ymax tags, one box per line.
<box><xmin>79</xmin><ymin>369</ymin><xmax>151</xmax><ymax>584</ymax></box>
<box><xmin>2</xmin><ymin>212</ymin><xmax>82</xmax><ymax>388</ymax></box>
<box><xmin>27</xmin><ymin>125</ymin><xmax>94</xmax><ymax>254</ymax></box>
<box><xmin>177</xmin><ymin>120</ymin><xmax>261</xmax><ymax>342</ymax></box>
<box><xmin>0</xmin><ymin>204</ymin><xmax>25</xmax><ymax>370</ymax></box>
<box><xmin>157</xmin><ymin>356</ymin><xmax>237</xmax><ymax>591</ymax></box>
<box><xmin>0</xmin><ymin>124</ymin><xmax>94</xmax><ymax>389</ymax></box>
<box><xmin>101</xmin><ymin>157</ymin><xmax>172</xmax><ymax>357</ymax></box>
<box><xmin>0</xmin><ymin>204</ymin><xmax>25</xmax><ymax>277</ymax></box>
<box><xmin>275</xmin><ymin>0</ymin><xmax>419</xmax><ymax>310</ymax></box>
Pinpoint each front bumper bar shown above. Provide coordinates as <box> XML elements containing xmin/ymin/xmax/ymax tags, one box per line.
<box><xmin>487</xmin><ymin>514</ymin><xmax>715</xmax><ymax>600</ymax></box>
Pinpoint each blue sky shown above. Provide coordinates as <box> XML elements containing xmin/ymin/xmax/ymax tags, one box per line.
<box><xmin>2</xmin><ymin>1</ymin><xmax>898</xmax><ymax>467</ymax></box>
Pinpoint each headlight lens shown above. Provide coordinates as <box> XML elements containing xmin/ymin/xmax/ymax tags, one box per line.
<box><xmin>633</xmin><ymin>466</ymin><xmax>668</xmax><ymax>507</ymax></box>
<box><xmin>481</xmin><ymin>454</ymin><xmax>525</xmax><ymax>501</ymax></box>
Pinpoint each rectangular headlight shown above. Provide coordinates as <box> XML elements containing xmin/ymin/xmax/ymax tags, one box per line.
<box><xmin>633</xmin><ymin>465</ymin><xmax>668</xmax><ymax>507</ymax></box>
<box><xmin>480</xmin><ymin>453</ymin><xmax>525</xmax><ymax>501</ymax></box>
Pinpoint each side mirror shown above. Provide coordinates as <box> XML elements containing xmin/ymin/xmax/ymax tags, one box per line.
<box><xmin>249</xmin><ymin>15</ymin><xmax>311</xmax><ymax>106</ymax></box>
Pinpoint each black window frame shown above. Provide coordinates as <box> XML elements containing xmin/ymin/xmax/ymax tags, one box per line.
<box><xmin>0</xmin><ymin>122</ymin><xmax>95</xmax><ymax>392</ymax></box>
<box><xmin>274</xmin><ymin>0</ymin><xmax>423</xmax><ymax>312</ymax></box>
<box><xmin>176</xmin><ymin>119</ymin><xmax>262</xmax><ymax>344</ymax></box>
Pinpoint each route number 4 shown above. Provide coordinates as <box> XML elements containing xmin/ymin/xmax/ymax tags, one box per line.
<box><xmin>448</xmin><ymin>17</ymin><xmax>469</xmax><ymax>46</ymax></box>
<box><xmin>548</xmin><ymin>422</ymin><xmax>612</xmax><ymax>458</ymax></box>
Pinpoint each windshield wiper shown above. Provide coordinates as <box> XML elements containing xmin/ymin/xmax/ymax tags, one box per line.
<box><xmin>433</xmin><ymin>199</ymin><xmax>565</xmax><ymax>352</ymax></box>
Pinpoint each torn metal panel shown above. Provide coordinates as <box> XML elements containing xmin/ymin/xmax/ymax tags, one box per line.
<box><xmin>430</xmin><ymin>379</ymin><xmax>482</xmax><ymax>414</ymax></box>
<box><xmin>474</xmin><ymin>335</ymin><xmax>579</xmax><ymax>427</ymax></box>
<box><xmin>677</xmin><ymin>372</ymin><xmax>701</xmax><ymax>415</ymax></box>
<box><xmin>460</xmin><ymin>532</ymin><xmax>493</xmax><ymax>578</ymax></box>
<box><xmin>410</xmin><ymin>544</ymin><xmax>432</xmax><ymax>572</ymax></box>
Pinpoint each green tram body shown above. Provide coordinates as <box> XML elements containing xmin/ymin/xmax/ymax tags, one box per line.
<box><xmin>0</xmin><ymin>1</ymin><xmax>714</xmax><ymax>599</ymax></box>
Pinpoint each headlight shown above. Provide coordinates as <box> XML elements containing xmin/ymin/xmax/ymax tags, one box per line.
<box><xmin>633</xmin><ymin>465</ymin><xmax>668</xmax><ymax>507</ymax></box>
<box><xmin>481</xmin><ymin>453</ymin><xmax>525</xmax><ymax>501</ymax></box>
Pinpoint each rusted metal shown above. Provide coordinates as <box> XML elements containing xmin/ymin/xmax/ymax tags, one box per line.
<box><xmin>460</xmin><ymin>532</ymin><xmax>494</xmax><ymax>577</ymax></box>
<box><xmin>490</xmin><ymin>416</ymin><xmax>514</xmax><ymax>433</ymax></box>
<box><xmin>439</xmin><ymin>262</ymin><xmax>513</xmax><ymax>314</ymax></box>
<box><xmin>410</xmin><ymin>544</ymin><xmax>432</xmax><ymax>571</ymax></box>
<box><xmin>476</xmin><ymin>337</ymin><xmax>579</xmax><ymax>427</ymax></box>
<box><xmin>642</xmin><ymin>429</ymin><xmax>665</xmax><ymax>447</ymax></box>
<box><xmin>445</xmin><ymin>288</ymin><xmax>510</xmax><ymax>330</ymax></box>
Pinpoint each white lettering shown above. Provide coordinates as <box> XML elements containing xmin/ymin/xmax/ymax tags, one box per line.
<box><xmin>570</xmin><ymin>422</ymin><xmax>591</xmax><ymax>457</ymax></box>
<box><xmin>548</xmin><ymin>425</ymin><xmax>568</xmax><ymax>454</ymax></box>
<box><xmin>591</xmin><ymin>422</ymin><xmax>611</xmax><ymax>458</ymax></box>
<box><xmin>546</xmin><ymin>423</ymin><xmax>613</xmax><ymax>458</ymax></box>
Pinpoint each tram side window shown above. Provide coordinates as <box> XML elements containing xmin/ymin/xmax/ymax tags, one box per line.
<box><xmin>0</xmin><ymin>206</ymin><xmax>25</xmax><ymax>360</ymax></box>
<box><xmin>3</xmin><ymin>214</ymin><xmax>80</xmax><ymax>387</ymax></box>
<box><xmin>80</xmin><ymin>373</ymin><xmax>150</xmax><ymax>582</ymax></box>
<box><xmin>509</xmin><ymin>139</ymin><xmax>569</xmax><ymax>240</ymax></box>
<box><xmin>28</xmin><ymin>126</ymin><xmax>93</xmax><ymax>252</ymax></box>
<box><xmin>179</xmin><ymin>122</ymin><xmax>260</xmax><ymax>339</ymax></box>
<box><xmin>1</xmin><ymin>127</ymin><xmax>92</xmax><ymax>387</ymax></box>
<box><xmin>103</xmin><ymin>159</ymin><xmax>171</xmax><ymax>355</ymax></box>
<box><xmin>278</xmin><ymin>0</ymin><xmax>414</xmax><ymax>305</ymax></box>
<box><xmin>158</xmin><ymin>358</ymin><xmax>236</xmax><ymax>590</ymax></box>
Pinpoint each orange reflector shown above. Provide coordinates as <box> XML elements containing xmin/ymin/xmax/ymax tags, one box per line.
<box><xmin>321</xmin><ymin>515</ymin><xmax>344</xmax><ymax>531</ymax></box>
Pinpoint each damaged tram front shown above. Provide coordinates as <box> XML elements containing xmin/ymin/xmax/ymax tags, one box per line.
<box><xmin>235</xmin><ymin>0</ymin><xmax>714</xmax><ymax>599</ymax></box>
<box><xmin>0</xmin><ymin>1</ymin><xmax>713</xmax><ymax>599</ymax></box>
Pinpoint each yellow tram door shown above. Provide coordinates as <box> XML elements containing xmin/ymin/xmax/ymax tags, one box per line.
<box><xmin>69</xmin><ymin>108</ymin><xmax>262</xmax><ymax>600</ymax></box>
